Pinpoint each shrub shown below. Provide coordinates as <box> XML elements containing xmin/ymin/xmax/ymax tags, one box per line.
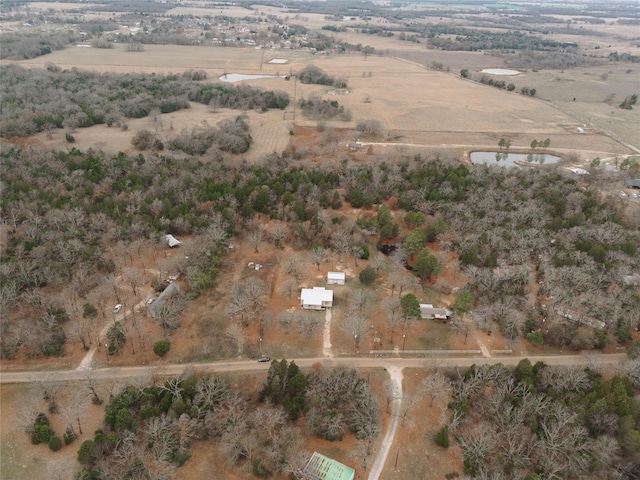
<box><xmin>628</xmin><ymin>340</ymin><xmax>640</xmax><ymax>359</ymax></box>
<box><xmin>48</xmin><ymin>435</ymin><xmax>62</xmax><ymax>451</ymax></box>
<box><xmin>435</xmin><ymin>426</ymin><xmax>449</xmax><ymax>447</ymax></box>
<box><xmin>153</xmin><ymin>340</ymin><xmax>170</xmax><ymax>358</ymax></box>
<box><xmin>77</xmin><ymin>439</ymin><xmax>95</xmax><ymax>465</ymax></box>
<box><xmin>526</xmin><ymin>332</ymin><xmax>544</xmax><ymax>347</ymax></box>
<box><xmin>359</xmin><ymin>265</ymin><xmax>377</xmax><ymax>285</ymax></box>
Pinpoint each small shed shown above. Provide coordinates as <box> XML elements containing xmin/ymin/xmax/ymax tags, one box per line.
<box><xmin>626</xmin><ymin>179</ymin><xmax>640</xmax><ymax>189</ymax></box>
<box><xmin>420</xmin><ymin>303</ymin><xmax>452</xmax><ymax>322</ymax></box>
<box><xmin>300</xmin><ymin>287</ymin><xmax>334</xmax><ymax>310</ymax></box>
<box><xmin>327</xmin><ymin>272</ymin><xmax>346</xmax><ymax>285</ymax></box>
<box><xmin>165</xmin><ymin>234</ymin><xmax>181</xmax><ymax>248</ymax></box>
<box><xmin>303</xmin><ymin>452</ymin><xmax>355</xmax><ymax>480</ymax></box>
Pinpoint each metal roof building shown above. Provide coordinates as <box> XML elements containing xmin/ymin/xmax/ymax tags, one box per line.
<box><xmin>327</xmin><ymin>271</ymin><xmax>346</xmax><ymax>285</ymax></box>
<box><xmin>303</xmin><ymin>452</ymin><xmax>355</xmax><ymax>480</ymax></box>
<box><xmin>300</xmin><ymin>287</ymin><xmax>334</xmax><ymax>310</ymax></box>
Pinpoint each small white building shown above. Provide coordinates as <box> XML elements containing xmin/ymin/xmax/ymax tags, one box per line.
<box><xmin>327</xmin><ymin>271</ymin><xmax>346</xmax><ymax>285</ymax></box>
<box><xmin>300</xmin><ymin>287</ymin><xmax>334</xmax><ymax>310</ymax></box>
<box><xmin>165</xmin><ymin>234</ymin><xmax>181</xmax><ymax>248</ymax></box>
<box><xmin>420</xmin><ymin>303</ymin><xmax>452</xmax><ymax>322</ymax></box>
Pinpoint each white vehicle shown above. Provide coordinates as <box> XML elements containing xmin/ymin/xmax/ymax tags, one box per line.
<box><xmin>619</xmin><ymin>191</ymin><xmax>627</xmax><ymax>198</ymax></box>
<box><xmin>113</xmin><ymin>304</ymin><xmax>122</xmax><ymax>314</ymax></box>
<box><xmin>147</xmin><ymin>298</ymin><xmax>155</xmax><ymax>304</ymax></box>
<box><xmin>631</xmin><ymin>192</ymin><xmax>638</xmax><ymax>199</ymax></box>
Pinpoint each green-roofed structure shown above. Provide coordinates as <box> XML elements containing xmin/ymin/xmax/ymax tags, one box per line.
<box><xmin>303</xmin><ymin>452</ymin><xmax>355</xmax><ymax>480</ymax></box>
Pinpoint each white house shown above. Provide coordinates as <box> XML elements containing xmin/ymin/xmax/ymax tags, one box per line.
<box><xmin>327</xmin><ymin>271</ymin><xmax>346</xmax><ymax>285</ymax></box>
<box><xmin>300</xmin><ymin>287</ymin><xmax>334</xmax><ymax>310</ymax></box>
<box><xmin>420</xmin><ymin>303</ymin><xmax>452</xmax><ymax>322</ymax></box>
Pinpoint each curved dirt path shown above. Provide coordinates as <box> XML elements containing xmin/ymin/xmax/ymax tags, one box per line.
<box><xmin>368</xmin><ymin>366</ymin><xmax>403</xmax><ymax>480</ymax></box>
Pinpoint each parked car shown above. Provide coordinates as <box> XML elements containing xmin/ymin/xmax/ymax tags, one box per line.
<box><xmin>147</xmin><ymin>298</ymin><xmax>155</xmax><ymax>305</ymax></box>
<box><xmin>113</xmin><ymin>304</ymin><xmax>122</xmax><ymax>314</ymax></box>
<box><xmin>257</xmin><ymin>356</ymin><xmax>271</xmax><ymax>363</ymax></box>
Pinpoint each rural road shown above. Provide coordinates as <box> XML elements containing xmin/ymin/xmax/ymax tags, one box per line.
<box><xmin>0</xmin><ymin>353</ymin><xmax>628</xmax><ymax>480</ymax></box>
<box><xmin>0</xmin><ymin>353</ymin><xmax>628</xmax><ymax>384</ymax></box>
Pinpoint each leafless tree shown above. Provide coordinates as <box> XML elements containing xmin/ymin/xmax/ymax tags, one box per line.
<box><xmin>399</xmin><ymin>393</ymin><xmax>420</xmax><ymax>426</ymax></box>
<box><xmin>279</xmin><ymin>277</ymin><xmax>298</xmax><ymax>299</ymax></box>
<box><xmin>277</xmin><ymin>311</ymin><xmax>295</xmax><ymax>334</ymax></box>
<box><xmin>270</xmin><ymin>223</ymin><xmax>289</xmax><ymax>248</ymax></box>
<box><xmin>284</xmin><ymin>254</ymin><xmax>304</xmax><ymax>284</ymax></box>
<box><xmin>450</xmin><ymin>314</ymin><xmax>472</xmax><ymax>345</ymax></box>
<box><xmin>340</xmin><ymin>306</ymin><xmax>370</xmax><ymax>352</ymax></box>
<box><xmin>225</xmin><ymin>322</ymin><xmax>246</xmax><ymax>355</ymax></box>
<box><xmin>351</xmin><ymin>439</ymin><xmax>374</xmax><ymax>472</ymax></box>
<box><xmin>382</xmin><ymin>297</ymin><xmax>401</xmax><ymax>342</ymax></box>
<box><xmin>194</xmin><ymin>376</ymin><xmax>230</xmax><ymax>410</ymax></box>
<box><xmin>310</xmin><ymin>244</ymin><xmax>327</xmax><ymax>271</ymax></box>
<box><xmin>421</xmin><ymin>370</ymin><xmax>450</xmax><ymax>407</ymax></box>
<box><xmin>244</xmin><ymin>277</ymin><xmax>267</xmax><ymax>314</ymax></box>
<box><xmin>331</xmin><ymin>227</ymin><xmax>351</xmax><ymax>261</ymax></box>
<box><xmin>247</xmin><ymin>227</ymin><xmax>264</xmax><ymax>253</ymax></box>
<box><xmin>352</xmin><ymin>288</ymin><xmax>375</xmax><ymax>314</ymax></box>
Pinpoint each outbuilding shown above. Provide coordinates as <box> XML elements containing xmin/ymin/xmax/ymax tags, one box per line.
<box><xmin>165</xmin><ymin>234</ymin><xmax>181</xmax><ymax>248</ymax></box>
<box><xmin>420</xmin><ymin>303</ymin><xmax>452</xmax><ymax>322</ymax></box>
<box><xmin>327</xmin><ymin>271</ymin><xmax>346</xmax><ymax>285</ymax></box>
<box><xmin>300</xmin><ymin>287</ymin><xmax>334</xmax><ymax>310</ymax></box>
<box><xmin>303</xmin><ymin>452</ymin><xmax>355</xmax><ymax>480</ymax></box>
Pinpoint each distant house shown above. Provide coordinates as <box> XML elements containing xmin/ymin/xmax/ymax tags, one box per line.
<box><xmin>165</xmin><ymin>234</ymin><xmax>181</xmax><ymax>248</ymax></box>
<box><xmin>148</xmin><ymin>282</ymin><xmax>180</xmax><ymax>318</ymax></box>
<box><xmin>300</xmin><ymin>287</ymin><xmax>334</xmax><ymax>310</ymax></box>
<box><xmin>327</xmin><ymin>271</ymin><xmax>346</xmax><ymax>285</ymax></box>
<box><xmin>420</xmin><ymin>303</ymin><xmax>452</xmax><ymax>322</ymax></box>
<box><xmin>303</xmin><ymin>452</ymin><xmax>355</xmax><ymax>480</ymax></box>
<box><xmin>626</xmin><ymin>179</ymin><xmax>640</xmax><ymax>189</ymax></box>
<box><xmin>556</xmin><ymin>308</ymin><xmax>606</xmax><ymax>330</ymax></box>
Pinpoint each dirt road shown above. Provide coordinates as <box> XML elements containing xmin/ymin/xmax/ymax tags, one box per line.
<box><xmin>0</xmin><ymin>353</ymin><xmax>627</xmax><ymax>384</ymax></box>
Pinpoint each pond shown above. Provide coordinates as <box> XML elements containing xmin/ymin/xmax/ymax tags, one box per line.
<box><xmin>481</xmin><ymin>68</ymin><xmax>520</xmax><ymax>76</ymax></box>
<box><xmin>471</xmin><ymin>151</ymin><xmax>562</xmax><ymax>167</ymax></box>
<box><xmin>219</xmin><ymin>73</ymin><xmax>283</xmax><ymax>83</ymax></box>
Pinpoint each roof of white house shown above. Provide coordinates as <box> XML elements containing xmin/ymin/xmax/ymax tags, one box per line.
<box><xmin>165</xmin><ymin>234</ymin><xmax>181</xmax><ymax>247</ymax></box>
<box><xmin>301</xmin><ymin>287</ymin><xmax>334</xmax><ymax>305</ymax></box>
<box><xmin>328</xmin><ymin>272</ymin><xmax>346</xmax><ymax>280</ymax></box>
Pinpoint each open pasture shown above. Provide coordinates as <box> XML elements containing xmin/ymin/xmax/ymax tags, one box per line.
<box><xmin>11</xmin><ymin>44</ymin><xmax>629</xmax><ymax>159</ymax></box>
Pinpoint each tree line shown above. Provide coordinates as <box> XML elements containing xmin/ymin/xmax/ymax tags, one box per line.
<box><xmin>0</xmin><ymin>65</ymin><xmax>289</xmax><ymax>138</ymax></box>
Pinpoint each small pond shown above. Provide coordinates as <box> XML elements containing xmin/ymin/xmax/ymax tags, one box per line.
<box><xmin>471</xmin><ymin>151</ymin><xmax>562</xmax><ymax>167</ymax></box>
<box><xmin>481</xmin><ymin>68</ymin><xmax>520</xmax><ymax>76</ymax></box>
<box><xmin>219</xmin><ymin>73</ymin><xmax>283</xmax><ymax>83</ymax></box>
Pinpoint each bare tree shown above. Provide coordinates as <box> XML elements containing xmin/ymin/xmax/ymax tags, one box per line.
<box><xmin>279</xmin><ymin>277</ymin><xmax>298</xmax><ymax>299</ymax></box>
<box><xmin>450</xmin><ymin>314</ymin><xmax>471</xmax><ymax>345</ymax></box>
<box><xmin>421</xmin><ymin>371</ymin><xmax>450</xmax><ymax>407</ymax></box>
<box><xmin>270</xmin><ymin>223</ymin><xmax>289</xmax><ymax>248</ymax></box>
<box><xmin>310</xmin><ymin>244</ymin><xmax>327</xmax><ymax>271</ymax></box>
<box><xmin>247</xmin><ymin>227</ymin><xmax>264</xmax><ymax>253</ymax></box>
<box><xmin>225</xmin><ymin>322</ymin><xmax>246</xmax><ymax>355</ymax></box>
<box><xmin>340</xmin><ymin>306</ymin><xmax>370</xmax><ymax>352</ymax></box>
<box><xmin>284</xmin><ymin>254</ymin><xmax>304</xmax><ymax>284</ymax></box>
<box><xmin>399</xmin><ymin>393</ymin><xmax>420</xmax><ymax>426</ymax></box>
<box><xmin>382</xmin><ymin>297</ymin><xmax>402</xmax><ymax>342</ymax></box>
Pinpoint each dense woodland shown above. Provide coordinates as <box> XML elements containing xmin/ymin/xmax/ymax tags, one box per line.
<box><xmin>39</xmin><ymin>361</ymin><xmax>377</xmax><ymax>479</ymax></box>
<box><xmin>0</xmin><ymin>65</ymin><xmax>289</xmax><ymax>139</ymax></box>
<box><xmin>1</xmin><ymin>135</ymin><xmax>639</xmax><ymax>360</ymax></box>
<box><xmin>445</xmin><ymin>360</ymin><xmax>640</xmax><ymax>479</ymax></box>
